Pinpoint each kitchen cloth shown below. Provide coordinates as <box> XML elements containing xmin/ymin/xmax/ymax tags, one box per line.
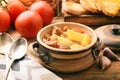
<box><xmin>0</xmin><ymin>55</ymin><xmax>62</xmax><ymax>80</ymax></box>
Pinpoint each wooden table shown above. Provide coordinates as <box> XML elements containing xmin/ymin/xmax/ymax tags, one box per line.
<box><xmin>7</xmin><ymin>15</ymin><xmax>120</xmax><ymax>80</ymax></box>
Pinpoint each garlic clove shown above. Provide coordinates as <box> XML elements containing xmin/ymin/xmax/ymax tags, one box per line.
<box><xmin>98</xmin><ymin>56</ymin><xmax>111</xmax><ymax>71</ymax></box>
<box><xmin>93</xmin><ymin>48</ymin><xmax>112</xmax><ymax>71</ymax></box>
<box><xmin>103</xmin><ymin>47</ymin><xmax>120</xmax><ymax>61</ymax></box>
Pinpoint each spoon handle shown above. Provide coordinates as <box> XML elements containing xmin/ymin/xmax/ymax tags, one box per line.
<box><xmin>2</xmin><ymin>59</ymin><xmax>15</xmax><ymax>80</ymax></box>
<box><xmin>5</xmin><ymin>54</ymin><xmax>16</xmax><ymax>80</ymax></box>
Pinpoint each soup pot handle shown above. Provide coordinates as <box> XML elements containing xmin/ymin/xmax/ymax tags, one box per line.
<box><xmin>29</xmin><ymin>42</ymin><xmax>54</xmax><ymax>64</ymax></box>
<box><xmin>96</xmin><ymin>37</ymin><xmax>120</xmax><ymax>49</ymax></box>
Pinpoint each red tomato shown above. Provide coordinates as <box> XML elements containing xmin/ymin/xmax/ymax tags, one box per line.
<box><xmin>15</xmin><ymin>11</ymin><xmax>43</xmax><ymax>38</ymax></box>
<box><xmin>0</xmin><ymin>8</ymin><xmax>10</xmax><ymax>32</ymax></box>
<box><xmin>29</xmin><ymin>1</ymin><xmax>54</xmax><ymax>26</ymax></box>
<box><xmin>7</xmin><ymin>0</ymin><xmax>26</xmax><ymax>25</ymax></box>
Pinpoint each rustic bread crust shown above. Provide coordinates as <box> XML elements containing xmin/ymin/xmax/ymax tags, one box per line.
<box><xmin>80</xmin><ymin>0</ymin><xmax>99</xmax><ymax>13</ymax></box>
<box><xmin>62</xmin><ymin>2</ymin><xmax>88</xmax><ymax>15</ymax></box>
<box><xmin>63</xmin><ymin>0</ymin><xmax>120</xmax><ymax>17</ymax></box>
<box><xmin>96</xmin><ymin>0</ymin><xmax>120</xmax><ymax>17</ymax></box>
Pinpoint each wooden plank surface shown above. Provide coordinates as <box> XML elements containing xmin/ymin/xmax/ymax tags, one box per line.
<box><xmin>56</xmin><ymin>59</ymin><xmax>120</xmax><ymax>80</ymax></box>
<box><xmin>64</xmin><ymin>12</ymin><xmax>120</xmax><ymax>26</ymax></box>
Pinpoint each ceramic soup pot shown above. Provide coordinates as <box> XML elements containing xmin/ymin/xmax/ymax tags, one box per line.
<box><xmin>29</xmin><ymin>22</ymin><xmax>97</xmax><ymax>73</ymax></box>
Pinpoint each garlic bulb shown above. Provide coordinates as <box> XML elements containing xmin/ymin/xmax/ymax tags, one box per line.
<box><xmin>98</xmin><ymin>56</ymin><xmax>111</xmax><ymax>71</ymax></box>
<box><xmin>103</xmin><ymin>47</ymin><xmax>120</xmax><ymax>61</ymax></box>
<box><xmin>94</xmin><ymin>49</ymin><xmax>111</xmax><ymax>71</ymax></box>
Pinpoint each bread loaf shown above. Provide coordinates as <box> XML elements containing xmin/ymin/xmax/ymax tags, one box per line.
<box><xmin>96</xmin><ymin>0</ymin><xmax>120</xmax><ymax>17</ymax></box>
<box><xmin>80</xmin><ymin>0</ymin><xmax>99</xmax><ymax>13</ymax></box>
<box><xmin>63</xmin><ymin>0</ymin><xmax>120</xmax><ymax>17</ymax></box>
<box><xmin>62</xmin><ymin>2</ymin><xmax>88</xmax><ymax>15</ymax></box>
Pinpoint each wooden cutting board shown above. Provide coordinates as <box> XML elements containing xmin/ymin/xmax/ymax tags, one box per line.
<box><xmin>57</xmin><ymin>60</ymin><xmax>120</xmax><ymax>80</ymax></box>
<box><xmin>64</xmin><ymin>12</ymin><xmax>120</xmax><ymax>26</ymax></box>
<box><xmin>6</xmin><ymin>18</ymin><xmax>120</xmax><ymax>80</ymax></box>
<box><xmin>33</xmin><ymin>50</ymin><xmax>120</xmax><ymax>80</ymax></box>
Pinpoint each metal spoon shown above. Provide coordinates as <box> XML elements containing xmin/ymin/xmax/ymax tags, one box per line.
<box><xmin>0</xmin><ymin>33</ymin><xmax>14</xmax><ymax>55</ymax></box>
<box><xmin>0</xmin><ymin>33</ymin><xmax>16</xmax><ymax>80</ymax></box>
<box><xmin>1</xmin><ymin>37</ymin><xmax>28</xmax><ymax>80</ymax></box>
